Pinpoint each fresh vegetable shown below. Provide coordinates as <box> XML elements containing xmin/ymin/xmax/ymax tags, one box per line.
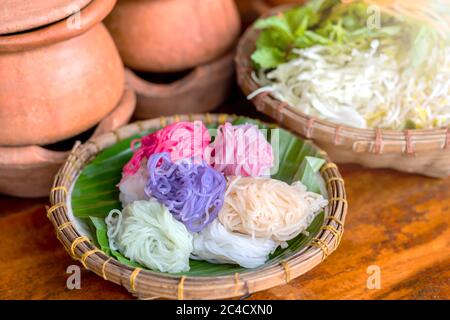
<box><xmin>251</xmin><ymin>0</ymin><xmax>404</xmax><ymax>69</ymax></box>
<box><xmin>250</xmin><ymin>0</ymin><xmax>450</xmax><ymax>130</ymax></box>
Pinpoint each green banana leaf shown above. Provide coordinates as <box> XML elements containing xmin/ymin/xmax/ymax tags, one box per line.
<box><xmin>71</xmin><ymin>117</ymin><xmax>326</xmax><ymax>276</ymax></box>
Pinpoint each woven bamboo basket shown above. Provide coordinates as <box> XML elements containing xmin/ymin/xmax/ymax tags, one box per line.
<box><xmin>236</xmin><ymin>3</ymin><xmax>450</xmax><ymax>178</ymax></box>
<box><xmin>47</xmin><ymin>113</ymin><xmax>347</xmax><ymax>300</ymax></box>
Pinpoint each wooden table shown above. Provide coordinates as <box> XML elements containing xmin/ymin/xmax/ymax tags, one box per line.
<box><xmin>1</xmin><ymin>0</ymin><xmax>450</xmax><ymax>295</ymax></box>
<box><xmin>1</xmin><ymin>0</ymin><xmax>448</xmax><ymax>302</ymax></box>
<box><xmin>1</xmin><ymin>160</ymin><xmax>449</xmax><ymax>300</ymax></box>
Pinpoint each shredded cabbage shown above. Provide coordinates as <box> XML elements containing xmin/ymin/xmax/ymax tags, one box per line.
<box><xmin>250</xmin><ymin>40</ymin><xmax>450</xmax><ymax>130</ymax></box>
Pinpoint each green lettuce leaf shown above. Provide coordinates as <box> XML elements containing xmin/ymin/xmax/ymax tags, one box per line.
<box><xmin>251</xmin><ymin>47</ymin><xmax>286</xmax><ymax>69</ymax></box>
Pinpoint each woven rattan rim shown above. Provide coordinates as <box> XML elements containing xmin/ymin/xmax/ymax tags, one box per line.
<box><xmin>235</xmin><ymin>8</ymin><xmax>450</xmax><ymax>155</ymax></box>
<box><xmin>48</xmin><ymin>113</ymin><xmax>347</xmax><ymax>300</ymax></box>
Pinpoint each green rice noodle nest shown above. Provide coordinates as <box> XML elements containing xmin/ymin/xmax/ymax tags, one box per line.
<box><xmin>106</xmin><ymin>199</ymin><xmax>193</xmax><ymax>273</ymax></box>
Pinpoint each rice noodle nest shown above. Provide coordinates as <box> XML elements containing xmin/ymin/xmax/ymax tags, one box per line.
<box><xmin>105</xmin><ymin>199</ymin><xmax>193</xmax><ymax>273</ymax></box>
<box><xmin>219</xmin><ymin>176</ymin><xmax>328</xmax><ymax>242</ymax></box>
<box><xmin>207</xmin><ymin>122</ymin><xmax>274</xmax><ymax>177</ymax></box>
<box><xmin>145</xmin><ymin>152</ymin><xmax>227</xmax><ymax>233</ymax></box>
<box><xmin>122</xmin><ymin>121</ymin><xmax>211</xmax><ymax>178</ymax></box>
<box><xmin>191</xmin><ymin>219</ymin><xmax>278</xmax><ymax>268</ymax></box>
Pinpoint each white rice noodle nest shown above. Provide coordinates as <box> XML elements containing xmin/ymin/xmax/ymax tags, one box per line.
<box><xmin>191</xmin><ymin>219</ymin><xmax>278</xmax><ymax>269</ymax></box>
<box><xmin>218</xmin><ymin>176</ymin><xmax>328</xmax><ymax>242</ymax></box>
<box><xmin>119</xmin><ymin>166</ymin><xmax>150</xmax><ymax>208</ymax></box>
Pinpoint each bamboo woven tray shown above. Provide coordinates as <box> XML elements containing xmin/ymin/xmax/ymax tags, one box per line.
<box><xmin>47</xmin><ymin>113</ymin><xmax>347</xmax><ymax>300</ymax></box>
<box><xmin>235</xmin><ymin>6</ymin><xmax>450</xmax><ymax>178</ymax></box>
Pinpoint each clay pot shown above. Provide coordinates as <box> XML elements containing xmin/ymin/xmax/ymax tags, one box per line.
<box><xmin>0</xmin><ymin>0</ymin><xmax>125</xmax><ymax>146</ymax></box>
<box><xmin>104</xmin><ymin>0</ymin><xmax>241</xmax><ymax>72</ymax></box>
<box><xmin>0</xmin><ymin>89</ymin><xmax>136</xmax><ymax>198</ymax></box>
<box><xmin>0</xmin><ymin>0</ymin><xmax>93</xmax><ymax>35</ymax></box>
<box><xmin>126</xmin><ymin>51</ymin><xmax>235</xmax><ymax>119</ymax></box>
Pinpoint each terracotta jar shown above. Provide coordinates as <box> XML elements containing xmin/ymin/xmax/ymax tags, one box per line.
<box><xmin>126</xmin><ymin>51</ymin><xmax>235</xmax><ymax>119</ymax></box>
<box><xmin>0</xmin><ymin>88</ymin><xmax>136</xmax><ymax>198</ymax></box>
<box><xmin>104</xmin><ymin>0</ymin><xmax>241</xmax><ymax>72</ymax></box>
<box><xmin>0</xmin><ymin>0</ymin><xmax>125</xmax><ymax>146</ymax></box>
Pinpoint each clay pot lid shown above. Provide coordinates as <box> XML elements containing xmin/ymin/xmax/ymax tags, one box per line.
<box><xmin>0</xmin><ymin>0</ymin><xmax>93</xmax><ymax>35</ymax></box>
